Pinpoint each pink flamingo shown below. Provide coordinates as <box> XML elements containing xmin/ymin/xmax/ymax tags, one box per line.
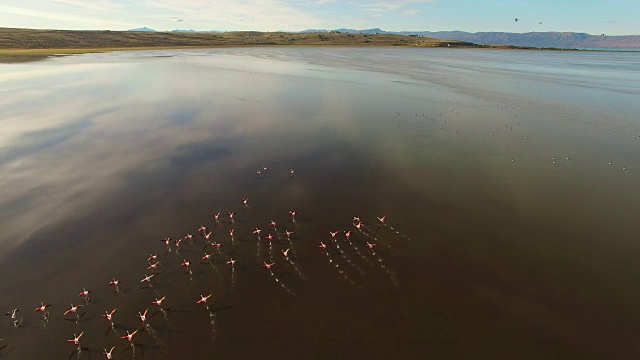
<box><xmin>137</xmin><ymin>309</ymin><xmax>148</xmax><ymax>324</ymax></box>
<box><xmin>64</xmin><ymin>303</ymin><xmax>82</xmax><ymax>316</ymax></box>
<box><xmin>197</xmin><ymin>294</ymin><xmax>213</xmax><ymax>305</ymax></box>
<box><xmin>66</xmin><ymin>331</ymin><xmax>83</xmax><ymax>346</ymax></box>
<box><xmin>140</xmin><ymin>273</ymin><xmax>155</xmax><ymax>285</ymax></box>
<box><xmin>103</xmin><ymin>346</ymin><xmax>115</xmax><ymax>359</ymax></box>
<box><xmin>102</xmin><ymin>309</ymin><xmax>116</xmax><ymax>323</ymax></box>
<box><xmin>152</xmin><ymin>296</ymin><xmax>166</xmax><ymax>307</ymax></box>
<box><xmin>34</xmin><ymin>303</ymin><xmax>51</xmax><ymax>312</ymax></box>
<box><xmin>121</xmin><ymin>329</ymin><xmax>138</xmax><ymax>344</ymax></box>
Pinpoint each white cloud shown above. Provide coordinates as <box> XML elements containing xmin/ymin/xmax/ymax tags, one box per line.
<box><xmin>139</xmin><ymin>0</ymin><xmax>332</xmax><ymax>30</ymax></box>
<box><xmin>0</xmin><ymin>4</ymin><xmax>132</xmax><ymax>29</ymax></box>
<box><xmin>0</xmin><ymin>0</ymin><xmax>338</xmax><ymax>31</ymax></box>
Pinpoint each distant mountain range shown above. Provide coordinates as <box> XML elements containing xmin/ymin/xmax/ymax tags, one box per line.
<box><xmin>127</xmin><ymin>27</ymin><xmax>640</xmax><ymax>48</ymax></box>
<box><xmin>128</xmin><ymin>27</ymin><xmax>218</xmax><ymax>33</ymax></box>
<box><xmin>128</xmin><ymin>27</ymin><xmax>156</xmax><ymax>32</ymax></box>
<box><xmin>414</xmin><ymin>31</ymin><xmax>640</xmax><ymax>49</ymax></box>
<box><xmin>301</xmin><ymin>28</ymin><xmax>640</xmax><ymax>48</ymax></box>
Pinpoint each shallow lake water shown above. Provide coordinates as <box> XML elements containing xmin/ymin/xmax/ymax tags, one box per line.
<box><xmin>1</xmin><ymin>47</ymin><xmax>639</xmax><ymax>359</ymax></box>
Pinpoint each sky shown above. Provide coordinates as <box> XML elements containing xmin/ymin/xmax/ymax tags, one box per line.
<box><xmin>0</xmin><ymin>0</ymin><xmax>639</xmax><ymax>35</ymax></box>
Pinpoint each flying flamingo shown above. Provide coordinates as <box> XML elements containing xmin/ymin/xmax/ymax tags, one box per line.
<box><xmin>79</xmin><ymin>288</ymin><xmax>91</xmax><ymax>301</ymax></box>
<box><xmin>289</xmin><ymin>210</ymin><xmax>297</xmax><ymax>219</ymax></box>
<box><xmin>181</xmin><ymin>259</ymin><xmax>192</xmax><ymax>274</ymax></box>
<box><xmin>228</xmin><ymin>212</ymin><xmax>236</xmax><ymax>222</ymax></box>
<box><xmin>265</xmin><ymin>234</ymin><xmax>274</xmax><ymax>244</ymax></box>
<box><xmin>366</xmin><ymin>242</ymin><xmax>376</xmax><ymax>249</ymax></box>
<box><xmin>330</xmin><ymin>231</ymin><xmax>339</xmax><ymax>239</ymax></box>
<box><xmin>253</xmin><ymin>228</ymin><xmax>262</xmax><ymax>236</ymax></box>
<box><xmin>140</xmin><ymin>273</ymin><xmax>155</xmax><ymax>286</ymax></box>
<box><xmin>161</xmin><ymin>237</ymin><xmax>172</xmax><ymax>251</ymax></box>
<box><xmin>204</xmin><ymin>231</ymin><xmax>212</xmax><ymax>241</ymax></box>
<box><xmin>262</xmin><ymin>262</ymin><xmax>275</xmax><ymax>270</ymax></box>
<box><xmin>197</xmin><ymin>294</ymin><xmax>213</xmax><ymax>305</ymax></box>
<box><xmin>226</xmin><ymin>258</ymin><xmax>236</xmax><ymax>265</ymax></box>
<box><xmin>269</xmin><ymin>220</ymin><xmax>277</xmax><ymax>228</ymax></box>
<box><xmin>66</xmin><ymin>331</ymin><xmax>83</xmax><ymax>346</ymax></box>
<box><xmin>137</xmin><ymin>309</ymin><xmax>148</xmax><ymax>324</ymax></box>
<box><xmin>377</xmin><ymin>216</ymin><xmax>386</xmax><ymax>224</ymax></box>
<box><xmin>289</xmin><ymin>169</ymin><xmax>295</xmax><ymax>177</ymax></box>
<box><xmin>214</xmin><ymin>212</ymin><xmax>221</xmax><ymax>223</ymax></box>
<box><xmin>243</xmin><ymin>197</ymin><xmax>249</xmax><ymax>208</ymax></box>
<box><xmin>151</xmin><ymin>296</ymin><xmax>166</xmax><ymax>307</ymax></box>
<box><xmin>103</xmin><ymin>346</ymin><xmax>115</xmax><ymax>359</ymax></box>
<box><xmin>148</xmin><ymin>254</ymin><xmax>158</xmax><ymax>263</ymax></box>
<box><xmin>284</xmin><ymin>230</ymin><xmax>293</xmax><ymax>238</ymax></box>
<box><xmin>202</xmin><ymin>253</ymin><xmax>213</xmax><ymax>261</ymax></box>
<box><xmin>64</xmin><ymin>303</ymin><xmax>83</xmax><ymax>317</ymax></box>
<box><xmin>198</xmin><ymin>225</ymin><xmax>207</xmax><ymax>233</ymax></box>
<box><xmin>282</xmin><ymin>248</ymin><xmax>290</xmax><ymax>258</ymax></box>
<box><xmin>318</xmin><ymin>242</ymin><xmax>328</xmax><ymax>249</ymax></box>
<box><xmin>4</xmin><ymin>309</ymin><xmax>18</xmax><ymax>319</ymax></box>
<box><xmin>102</xmin><ymin>309</ymin><xmax>116</xmax><ymax>323</ymax></box>
<box><xmin>121</xmin><ymin>329</ymin><xmax>138</xmax><ymax>344</ymax></box>
<box><xmin>147</xmin><ymin>261</ymin><xmax>160</xmax><ymax>270</ymax></box>
<box><xmin>35</xmin><ymin>303</ymin><xmax>51</xmax><ymax>312</ymax></box>
<box><xmin>184</xmin><ymin>233</ymin><xmax>194</xmax><ymax>244</ymax></box>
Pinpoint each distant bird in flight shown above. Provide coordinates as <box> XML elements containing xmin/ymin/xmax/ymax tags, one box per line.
<box><xmin>515</xmin><ymin>18</ymin><xmax>519</xmax><ymax>22</ymax></box>
<box><xmin>539</xmin><ymin>22</ymin><xmax>543</xmax><ymax>25</ymax></box>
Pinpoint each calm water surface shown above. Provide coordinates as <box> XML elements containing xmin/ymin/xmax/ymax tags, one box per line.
<box><xmin>0</xmin><ymin>47</ymin><xmax>639</xmax><ymax>359</ymax></box>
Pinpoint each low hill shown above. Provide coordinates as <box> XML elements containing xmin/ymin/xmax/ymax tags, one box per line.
<box><xmin>0</xmin><ymin>27</ymin><xmax>472</xmax><ymax>49</ymax></box>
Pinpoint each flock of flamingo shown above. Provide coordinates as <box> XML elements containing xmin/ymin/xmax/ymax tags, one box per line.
<box><xmin>397</xmin><ymin>106</ymin><xmax>634</xmax><ymax>172</ymax></box>
<box><xmin>1</xmin><ymin>167</ymin><xmax>411</xmax><ymax>359</ymax></box>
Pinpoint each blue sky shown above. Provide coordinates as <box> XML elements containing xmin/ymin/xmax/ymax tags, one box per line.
<box><xmin>0</xmin><ymin>0</ymin><xmax>638</xmax><ymax>35</ymax></box>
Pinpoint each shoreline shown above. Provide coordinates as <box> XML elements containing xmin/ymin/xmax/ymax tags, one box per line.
<box><xmin>0</xmin><ymin>44</ymin><xmax>612</xmax><ymax>64</ymax></box>
<box><xmin>1</xmin><ymin>28</ymin><xmax>631</xmax><ymax>63</ymax></box>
